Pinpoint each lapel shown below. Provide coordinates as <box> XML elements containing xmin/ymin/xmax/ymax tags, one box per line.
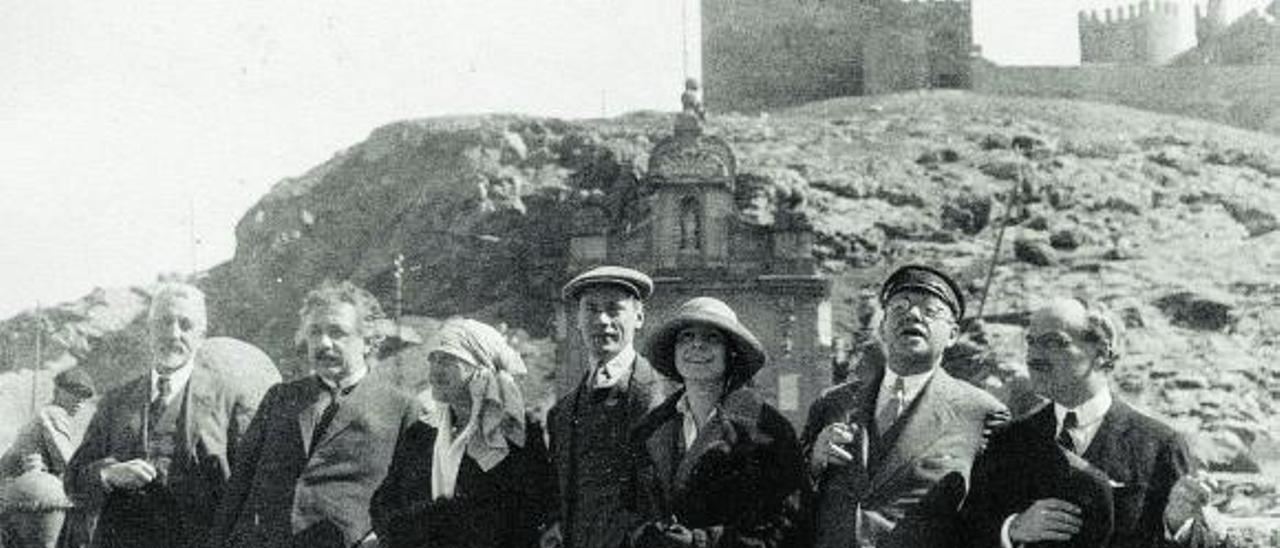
<box><xmin>120</xmin><ymin>375</ymin><xmax>152</xmax><ymax>458</ymax></box>
<box><xmin>297</xmin><ymin>378</ymin><xmax>326</xmax><ymax>456</ymax></box>
<box><xmin>178</xmin><ymin>367</ymin><xmax>211</xmax><ymax>462</ymax></box>
<box><xmin>1082</xmin><ymin>395</ymin><xmax>1128</xmax><ymax>465</ymax></box>
<box><xmin>674</xmin><ymin>389</ymin><xmax>759</xmax><ymax>490</ymax></box>
<box><xmin>312</xmin><ymin>378</ymin><xmax>373</xmax><ymax>452</ymax></box>
<box><xmin>866</xmin><ymin>369</ymin><xmax>956</xmax><ymax>496</ymax></box>
<box><xmin>641</xmin><ymin>394</ymin><xmax>682</xmax><ymax>510</ymax></box>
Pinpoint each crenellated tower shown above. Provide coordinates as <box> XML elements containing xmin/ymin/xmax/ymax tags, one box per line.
<box><xmin>1079</xmin><ymin>0</ymin><xmax>1198</xmax><ymax>64</ymax></box>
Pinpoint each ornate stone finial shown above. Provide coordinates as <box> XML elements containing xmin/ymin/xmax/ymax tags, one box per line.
<box><xmin>681</xmin><ymin>78</ymin><xmax>705</xmax><ymax>122</ymax></box>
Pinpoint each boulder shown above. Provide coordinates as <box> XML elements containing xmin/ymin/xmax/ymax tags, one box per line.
<box><xmin>1155</xmin><ymin>291</ymin><xmax>1237</xmax><ymax>331</ymax></box>
<box><xmin>1014</xmin><ymin>236</ymin><xmax>1056</xmax><ymax>266</ymax></box>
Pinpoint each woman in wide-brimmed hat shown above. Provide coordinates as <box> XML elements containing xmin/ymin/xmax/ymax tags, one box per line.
<box><xmin>628</xmin><ymin>297</ymin><xmax>805</xmax><ymax>548</ymax></box>
<box><xmin>370</xmin><ymin>318</ymin><xmax>553</xmax><ymax>548</ymax></box>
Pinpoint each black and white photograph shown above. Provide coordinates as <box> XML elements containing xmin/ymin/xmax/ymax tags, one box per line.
<box><xmin>1</xmin><ymin>0</ymin><xmax>1278</xmax><ymax>547</ymax></box>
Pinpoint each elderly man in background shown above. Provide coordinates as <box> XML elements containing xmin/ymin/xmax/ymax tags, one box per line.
<box><xmin>543</xmin><ymin>266</ymin><xmax>669</xmax><ymax>548</ymax></box>
<box><xmin>962</xmin><ymin>298</ymin><xmax>1216</xmax><ymax>548</ymax></box>
<box><xmin>64</xmin><ymin>284</ymin><xmax>262</xmax><ymax>548</ymax></box>
<box><xmin>211</xmin><ymin>280</ymin><xmax>417</xmax><ymax>548</ymax></box>
<box><xmin>801</xmin><ymin>265</ymin><xmax>1007</xmax><ymax>548</ymax></box>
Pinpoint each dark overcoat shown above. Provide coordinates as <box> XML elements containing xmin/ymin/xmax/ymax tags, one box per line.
<box><xmin>369</xmin><ymin>416</ymin><xmax>554</xmax><ymax>548</ymax></box>
<box><xmin>546</xmin><ymin>355</ymin><xmax>668</xmax><ymax>548</ymax></box>
<box><xmin>64</xmin><ymin>367</ymin><xmax>260</xmax><ymax>548</ymax></box>
<box><xmin>210</xmin><ymin>374</ymin><xmax>417</xmax><ymax>548</ymax></box>
<box><xmin>629</xmin><ymin>387</ymin><xmax>804</xmax><ymax>548</ymax></box>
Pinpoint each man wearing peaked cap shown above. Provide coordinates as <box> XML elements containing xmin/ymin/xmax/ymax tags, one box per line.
<box><xmin>800</xmin><ymin>264</ymin><xmax>1008</xmax><ymax>548</ymax></box>
<box><xmin>543</xmin><ymin>265</ymin><xmax>668</xmax><ymax>548</ymax></box>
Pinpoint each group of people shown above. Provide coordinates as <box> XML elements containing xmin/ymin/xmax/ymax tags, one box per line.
<box><xmin>0</xmin><ymin>262</ymin><xmax>1220</xmax><ymax>548</ymax></box>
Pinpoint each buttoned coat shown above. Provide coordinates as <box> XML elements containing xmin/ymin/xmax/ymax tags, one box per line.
<box><xmin>64</xmin><ymin>366</ymin><xmax>260</xmax><ymax>548</ymax></box>
<box><xmin>960</xmin><ymin>403</ymin><xmax>1116</xmax><ymax>548</ymax></box>
<box><xmin>210</xmin><ymin>374</ymin><xmax>418</xmax><ymax>548</ymax></box>
<box><xmin>629</xmin><ymin>387</ymin><xmax>804</xmax><ymax>548</ymax></box>
<box><xmin>546</xmin><ymin>355</ymin><xmax>668</xmax><ymax>548</ymax></box>
<box><xmin>799</xmin><ymin>362</ymin><xmax>1005</xmax><ymax>548</ymax></box>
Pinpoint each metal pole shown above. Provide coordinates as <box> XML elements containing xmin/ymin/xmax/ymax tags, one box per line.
<box><xmin>32</xmin><ymin>303</ymin><xmax>41</xmax><ymax>414</ymax></box>
<box><xmin>975</xmin><ymin>166</ymin><xmax>1022</xmax><ymax>320</ymax></box>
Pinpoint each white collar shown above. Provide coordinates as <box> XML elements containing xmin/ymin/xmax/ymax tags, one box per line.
<box><xmin>317</xmin><ymin>365</ymin><xmax>369</xmax><ymax>393</ymax></box>
<box><xmin>675</xmin><ymin>392</ymin><xmax>718</xmax><ymax>450</ymax></box>
<box><xmin>590</xmin><ymin>346</ymin><xmax>636</xmax><ymax>390</ymax></box>
<box><xmin>151</xmin><ymin>359</ymin><xmax>195</xmax><ymax>402</ymax></box>
<box><xmin>879</xmin><ymin>366</ymin><xmax>935</xmax><ymax>406</ymax></box>
<box><xmin>1054</xmin><ymin>389</ymin><xmax>1112</xmax><ymax>429</ymax></box>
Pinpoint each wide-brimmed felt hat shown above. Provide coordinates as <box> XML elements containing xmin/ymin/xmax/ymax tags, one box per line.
<box><xmin>561</xmin><ymin>265</ymin><xmax>654</xmax><ymax>301</ymax></box>
<box><xmin>645</xmin><ymin>297</ymin><xmax>766</xmax><ymax>387</ymax></box>
<box><xmin>879</xmin><ymin>264</ymin><xmax>966</xmax><ymax>320</ymax></box>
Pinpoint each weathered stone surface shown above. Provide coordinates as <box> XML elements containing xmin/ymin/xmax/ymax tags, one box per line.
<box><xmin>1014</xmin><ymin>236</ymin><xmax>1057</xmax><ymax>266</ymax></box>
<box><xmin>1156</xmin><ymin>291</ymin><xmax>1237</xmax><ymax>331</ymax></box>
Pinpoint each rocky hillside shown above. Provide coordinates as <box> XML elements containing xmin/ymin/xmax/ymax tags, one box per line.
<box><xmin>2</xmin><ymin>91</ymin><xmax>1278</xmax><ymax>538</ymax></box>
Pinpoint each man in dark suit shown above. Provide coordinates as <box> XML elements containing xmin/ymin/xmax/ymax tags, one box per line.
<box><xmin>65</xmin><ymin>284</ymin><xmax>263</xmax><ymax>548</ymax></box>
<box><xmin>542</xmin><ymin>266</ymin><xmax>669</xmax><ymax>548</ymax></box>
<box><xmin>962</xmin><ymin>297</ymin><xmax>1215</xmax><ymax>548</ymax></box>
<box><xmin>802</xmin><ymin>265</ymin><xmax>1008</xmax><ymax>548</ymax></box>
<box><xmin>210</xmin><ymin>280</ymin><xmax>418</xmax><ymax>548</ymax></box>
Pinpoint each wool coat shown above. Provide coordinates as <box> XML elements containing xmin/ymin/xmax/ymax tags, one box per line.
<box><xmin>369</xmin><ymin>416</ymin><xmax>554</xmax><ymax>548</ymax></box>
<box><xmin>629</xmin><ymin>387</ymin><xmax>805</xmax><ymax>548</ymax></box>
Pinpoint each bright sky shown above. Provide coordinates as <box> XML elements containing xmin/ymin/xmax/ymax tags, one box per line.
<box><xmin>2</xmin><ymin>0</ymin><xmax>1260</xmax><ymax>318</ymax></box>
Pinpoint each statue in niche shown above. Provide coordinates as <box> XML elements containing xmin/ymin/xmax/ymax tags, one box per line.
<box><xmin>679</xmin><ymin>196</ymin><xmax>701</xmax><ymax>251</ymax></box>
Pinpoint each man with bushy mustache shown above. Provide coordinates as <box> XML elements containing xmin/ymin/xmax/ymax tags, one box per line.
<box><xmin>211</xmin><ymin>280</ymin><xmax>417</xmax><ymax>548</ymax></box>
<box><xmin>801</xmin><ymin>265</ymin><xmax>1007</xmax><ymax>548</ymax></box>
<box><xmin>66</xmin><ymin>284</ymin><xmax>261</xmax><ymax>548</ymax></box>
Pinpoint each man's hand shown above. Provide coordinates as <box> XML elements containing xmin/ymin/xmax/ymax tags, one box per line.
<box><xmin>980</xmin><ymin>409</ymin><xmax>1012</xmax><ymax>453</ymax></box>
<box><xmin>1164</xmin><ymin>472</ymin><xmax>1214</xmax><ymax>534</ymax></box>
<box><xmin>810</xmin><ymin>422</ymin><xmax>859</xmax><ymax>475</ymax></box>
<box><xmin>539</xmin><ymin>521</ymin><xmax>562</xmax><ymax>548</ymax></box>
<box><xmin>100</xmin><ymin>459</ymin><xmax>157</xmax><ymax>491</ymax></box>
<box><xmin>1008</xmin><ymin>498</ymin><xmax>1083</xmax><ymax>544</ymax></box>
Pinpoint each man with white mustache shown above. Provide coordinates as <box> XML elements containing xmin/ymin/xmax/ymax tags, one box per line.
<box><xmin>66</xmin><ymin>284</ymin><xmax>262</xmax><ymax>548</ymax></box>
<box><xmin>801</xmin><ymin>265</ymin><xmax>1007</xmax><ymax>548</ymax></box>
<box><xmin>543</xmin><ymin>266</ymin><xmax>669</xmax><ymax>548</ymax></box>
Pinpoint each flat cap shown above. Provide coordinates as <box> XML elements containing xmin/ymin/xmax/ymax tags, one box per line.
<box><xmin>880</xmin><ymin>264</ymin><xmax>965</xmax><ymax>320</ymax></box>
<box><xmin>561</xmin><ymin>266</ymin><xmax>653</xmax><ymax>301</ymax></box>
<box><xmin>53</xmin><ymin>368</ymin><xmax>96</xmax><ymax>399</ymax></box>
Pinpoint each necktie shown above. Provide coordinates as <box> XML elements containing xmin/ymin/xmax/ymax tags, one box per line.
<box><xmin>877</xmin><ymin>377</ymin><xmax>906</xmax><ymax>436</ymax></box>
<box><xmin>150</xmin><ymin>374</ymin><xmax>173</xmax><ymax>420</ymax></box>
<box><xmin>1058</xmin><ymin>411</ymin><xmax>1079</xmax><ymax>454</ymax></box>
<box><xmin>310</xmin><ymin>382</ymin><xmax>354</xmax><ymax>453</ymax></box>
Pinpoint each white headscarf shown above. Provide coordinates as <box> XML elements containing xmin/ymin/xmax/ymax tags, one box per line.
<box><xmin>425</xmin><ymin>318</ymin><xmax>527</xmax><ymax>500</ymax></box>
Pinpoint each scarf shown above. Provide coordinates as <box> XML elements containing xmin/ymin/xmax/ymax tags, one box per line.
<box><xmin>425</xmin><ymin>318</ymin><xmax>527</xmax><ymax>500</ymax></box>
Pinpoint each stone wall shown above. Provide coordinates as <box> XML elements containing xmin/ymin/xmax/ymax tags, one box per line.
<box><xmin>972</xmin><ymin>63</ymin><xmax>1280</xmax><ymax>135</ymax></box>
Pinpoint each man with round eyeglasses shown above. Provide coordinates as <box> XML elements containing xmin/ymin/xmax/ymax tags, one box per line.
<box><xmin>801</xmin><ymin>265</ymin><xmax>1007</xmax><ymax>548</ymax></box>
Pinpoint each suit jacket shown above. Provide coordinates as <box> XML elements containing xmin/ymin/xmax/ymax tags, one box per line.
<box><xmin>1083</xmin><ymin>398</ymin><xmax>1193</xmax><ymax>548</ymax></box>
<box><xmin>211</xmin><ymin>374</ymin><xmax>418</xmax><ymax>548</ymax></box>
<box><xmin>799</xmin><ymin>363</ymin><xmax>1006</xmax><ymax>548</ymax></box>
<box><xmin>369</xmin><ymin>416</ymin><xmax>554</xmax><ymax>548</ymax></box>
<box><xmin>547</xmin><ymin>354</ymin><xmax>668</xmax><ymax>548</ymax></box>
<box><xmin>629</xmin><ymin>387</ymin><xmax>805</xmax><ymax>548</ymax></box>
<box><xmin>961</xmin><ymin>403</ymin><xmax>1116</xmax><ymax>548</ymax></box>
<box><xmin>64</xmin><ymin>366</ymin><xmax>260</xmax><ymax>548</ymax></box>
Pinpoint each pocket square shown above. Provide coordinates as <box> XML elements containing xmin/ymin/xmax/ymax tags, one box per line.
<box><xmin>1108</xmin><ymin>479</ymin><xmax>1128</xmax><ymax>488</ymax></box>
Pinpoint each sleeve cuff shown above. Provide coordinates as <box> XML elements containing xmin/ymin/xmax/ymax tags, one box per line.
<box><xmin>1000</xmin><ymin>514</ymin><xmax>1019</xmax><ymax>548</ymax></box>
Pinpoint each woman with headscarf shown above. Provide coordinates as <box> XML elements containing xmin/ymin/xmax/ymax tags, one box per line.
<box><xmin>370</xmin><ymin>318</ymin><xmax>553</xmax><ymax>548</ymax></box>
<box><xmin>628</xmin><ymin>297</ymin><xmax>805</xmax><ymax>548</ymax></box>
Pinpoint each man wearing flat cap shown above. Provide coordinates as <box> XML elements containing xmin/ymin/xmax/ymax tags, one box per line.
<box><xmin>800</xmin><ymin>265</ymin><xmax>1007</xmax><ymax>548</ymax></box>
<box><xmin>1</xmin><ymin>368</ymin><xmax>96</xmax><ymax>481</ymax></box>
<box><xmin>543</xmin><ymin>266</ymin><xmax>670</xmax><ymax>548</ymax></box>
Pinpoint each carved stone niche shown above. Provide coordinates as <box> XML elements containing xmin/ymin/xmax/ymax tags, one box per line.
<box><xmin>646</xmin><ymin>113</ymin><xmax>736</xmax><ymax>190</ymax></box>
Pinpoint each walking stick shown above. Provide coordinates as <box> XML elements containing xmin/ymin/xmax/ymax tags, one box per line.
<box><xmin>974</xmin><ymin>164</ymin><xmax>1024</xmax><ymax>321</ymax></box>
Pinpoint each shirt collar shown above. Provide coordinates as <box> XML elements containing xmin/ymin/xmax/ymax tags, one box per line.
<box><xmin>675</xmin><ymin>392</ymin><xmax>718</xmax><ymax>450</ymax></box>
<box><xmin>590</xmin><ymin>346</ymin><xmax>636</xmax><ymax>390</ymax></box>
<box><xmin>1054</xmin><ymin>389</ymin><xmax>1112</xmax><ymax>429</ymax></box>
<box><xmin>151</xmin><ymin>359</ymin><xmax>195</xmax><ymax>397</ymax></box>
<box><xmin>317</xmin><ymin>365</ymin><xmax>368</xmax><ymax>393</ymax></box>
<box><xmin>880</xmin><ymin>366</ymin><xmax>935</xmax><ymax>406</ymax></box>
